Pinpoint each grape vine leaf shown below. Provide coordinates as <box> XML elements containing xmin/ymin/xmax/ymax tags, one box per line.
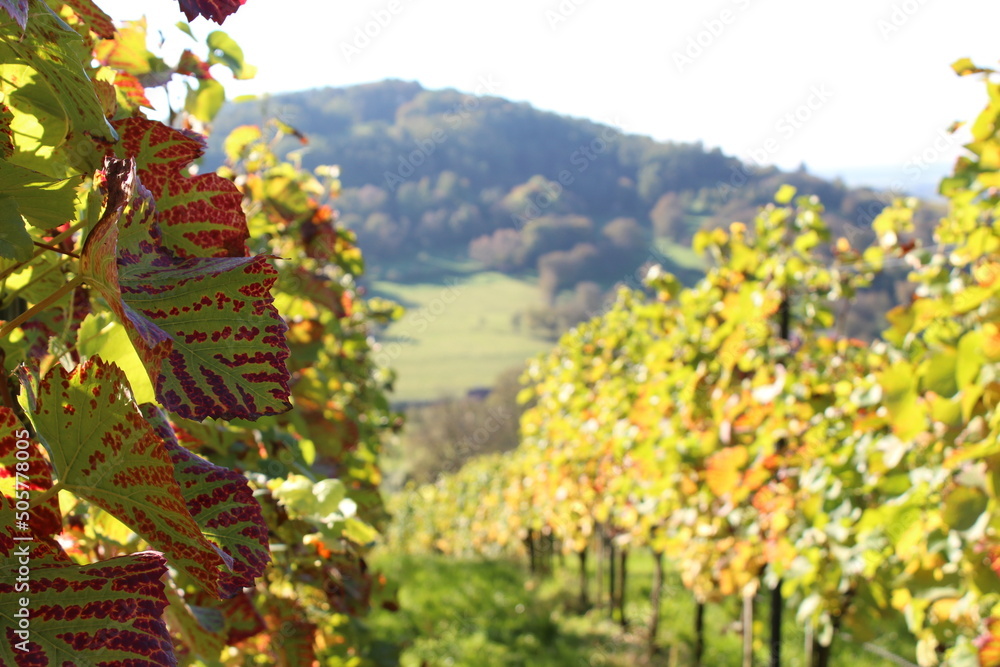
<box><xmin>63</xmin><ymin>0</ymin><xmax>116</xmax><ymax>39</ymax></box>
<box><xmin>264</xmin><ymin>600</ymin><xmax>318</xmax><ymax>667</ymax></box>
<box><xmin>0</xmin><ymin>407</ymin><xmax>61</xmax><ymax>538</ymax></box>
<box><xmin>0</xmin><ymin>498</ymin><xmax>176</xmax><ymax>665</ymax></box>
<box><xmin>164</xmin><ymin>582</ymin><xmax>227</xmax><ymax>661</ymax></box>
<box><xmin>0</xmin><ymin>199</ymin><xmax>32</xmax><ymax>261</ymax></box>
<box><xmin>177</xmin><ymin>0</ymin><xmax>247</xmax><ymax>24</ymax></box>
<box><xmin>0</xmin><ymin>2</ymin><xmax>117</xmax><ymax>167</ymax></box>
<box><xmin>0</xmin><ymin>159</ymin><xmax>80</xmax><ymax>261</ymax></box>
<box><xmin>81</xmin><ymin>156</ymin><xmax>291</xmax><ymax>421</ymax></box>
<box><xmin>26</xmin><ymin>357</ymin><xmax>247</xmax><ymax>597</ymax></box>
<box><xmin>0</xmin><ymin>161</ymin><xmax>81</xmax><ymax>227</ymax></box>
<box><xmin>114</xmin><ymin>116</ymin><xmax>249</xmax><ymax>258</ymax></box>
<box><xmin>143</xmin><ymin>403</ymin><xmax>270</xmax><ymax>597</ymax></box>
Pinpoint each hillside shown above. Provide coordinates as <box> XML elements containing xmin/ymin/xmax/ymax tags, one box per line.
<box><xmin>204</xmin><ymin>81</ymin><xmax>938</xmax><ymax>399</ymax></box>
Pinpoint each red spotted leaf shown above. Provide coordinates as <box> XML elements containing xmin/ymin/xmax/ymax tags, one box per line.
<box><xmin>113</xmin><ymin>116</ymin><xmax>249</xmax><ymax>258</ymax></box>
<box><xmin>177</xmin><ymin>0</ymin><xmax>247</xmax><ymax>24</ymax></box>
<box><xmin>0</xmin><ymin>407</ymin><xmax>60</xmax><ymax>538</ymax></box>
<box><xmin>0</xmin><ymin>498</ymin><xmax>176</xmax><ymax>665</ymax></box>
<box><xmin>26</xmin><ymin>358</ymin><xmax>246</xmax><ymax>598</ymax></box>
<box><xmin>63</xmin><ymin>0</ymin><xmax>115</xmax><ymax>38</ymax></box>
<box><xmin>263</xmin><ymin>600</ymin><xmax>318</xmax><ymax>667</ymax></box>
<box><xmin>143</xmin><ymin>404</ymin><xmax>270</xmax><ymax>596</ymax></box>
<box><xmin>81</xmin><ymin>157</ymin><xmax>291</xmax><ymax>421</ymax></box>
<box><xmin>115</xmin><ymin>71</ymin><xmax>154</xmax><ymax>110</ymax></box>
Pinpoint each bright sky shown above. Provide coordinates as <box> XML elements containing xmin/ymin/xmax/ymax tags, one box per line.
<box><xmin>98</xmin><ymin>0</ymin><xmax>1000</xmax><ymax>183</ymax></box>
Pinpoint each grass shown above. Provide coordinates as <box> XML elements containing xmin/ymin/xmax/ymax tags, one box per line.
<box><xmin>366</xmin><ymin>243</ymin><xmax>710</xmax><ymax>403</ymax></box>
<box><xmin>370</xmin><ymin>271</ymin><xmax>554</xmax><ymax>403</ymax></box>
<box><xmin>366</xmin><ymin>548</ymin><xmax>918</xmax><ymax>667</ymax></box>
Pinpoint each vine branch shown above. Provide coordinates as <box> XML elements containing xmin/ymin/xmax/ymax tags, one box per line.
<box><xmin>0</xmin><ymin>275</ymin><xmax>85</xmax><ymax>339</ymax></box>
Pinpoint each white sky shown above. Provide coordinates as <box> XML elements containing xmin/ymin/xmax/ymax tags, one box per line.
<box><xmin>97</xmin><ymin>0</ymin><xmax>1000</xmax><ymax>180</ymax></box>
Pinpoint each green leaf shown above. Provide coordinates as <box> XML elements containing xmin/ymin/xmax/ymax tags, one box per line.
<box><xmin>957</xmin><ymin>330</ymin><xmax>986</xmax><ymax>388</ymax></box>
<box><xmin>93</xmin><ymin>18</ymin><xmax>172</xmax><ymax>83</ymax></box>
<box><xmin>185</xmin><ymin>77</ymin><xmax>225</xmax><ymax>122</ymax></box>
<box><xmin>0</xmin><ymin>3</ymin><xmax>117</xmax><ymax>170</ymax></box>
<box><xmin>176</xmin><ymin>20</ymin><xmax>196</xmax><ymax>39</ymax></box>
<box><xmin>0</xmin><ymin>160</ymin><xmax>80</xmax><ymax>228</ymax></box>
<box><xmin>223</xmin><ymin>124</ymin><xmax>262</xmax><ymax>162</ymax></box>
<box><xmin>942</xmin><ymin>486</ymin><xmax>988</xmax><ymax>532</ymax></box>
<box><xmin>78</xmin><ymin>312</ymin><xmax>157</xmax><ymax>405</ymax></box>
<box><xmin>164</xmin><ymin>584</ymin><xmax>226</xmax><ymax>662</ymax></box>
<box><xmin>920</xmin><ymin>348</ymin><xmax>959</xmax><ymax>397</ymax></box>
<box><xmin>775</xmin><ymin>184</ymin><xmax>797</xmax><ymax>204</ymax></box>
<box><xmin>878</xmin><ymin>361</ymin><xmax>925</xmax><ymax>441</ymax></box>
<box><xmin>206</xmin><ymin>30</ymin><xmax>256</xmax><ymax>80</ymax></box>
<box><xmin>0</xmin><ymin>197</ymin><xmax>32</xmax><ymax>261</ymax></box>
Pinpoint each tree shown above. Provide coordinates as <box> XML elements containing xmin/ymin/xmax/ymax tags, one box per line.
<box><xmin>649</xmin><ymin>191</ymin><xmax>687</xmax><ymax>240</ymax></box>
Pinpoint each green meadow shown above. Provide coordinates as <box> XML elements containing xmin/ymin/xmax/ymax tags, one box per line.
<box><xmin>365</xmin><ymin>549</ymin><xmax>917</xmax><ymax>667</ymax></box>
<box><xmin>370</xmin><ymin>271</ymin><xmax>554</xmax><ymax>403</ymax></box>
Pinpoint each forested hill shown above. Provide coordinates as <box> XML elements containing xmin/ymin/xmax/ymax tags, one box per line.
<box><xmin>205</xmin><ymin>80</ymin><xmax>936</xmax><ymax>324</ymax></box>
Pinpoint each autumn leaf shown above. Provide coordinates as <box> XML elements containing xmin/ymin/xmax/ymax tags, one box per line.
<box><xmin>81</xmin><ymin>156</ymin><xmax>291</xmax><ymax>421</ymax></box>
<box><xmin>113</xmin><ymin>117</ymin><xmax>249</xmax><ymax>258</ymax></box>
<box><xmin>0</xmin><ymin>498</ymin><xmax>176</xmax><ymax>665</ymax></box>
<box><xmin>0</xmin><ymin>407</ymin><xmax>60</xmax><ymax>538</ymax></box>
<box><xmin>27</xmin><ymin>358</ymin><xmax>245</xmax><ymax>598</ymax></box>
<box><xmin>979</xmin><ymin>618</ymin><xmax>1000</xmax><ymax>667</ymax></box>
<box><xmin>177</xmin><ymin>0</ymin><xmax>247</xmax><ymax>24</ymax></box>
<box><xmin>143</xmin><ymin>403</ymin><xmax>270</xmax><ymax>597</ymax></box>
<box><xmin>705</xmin><ymin>446</ymin><xmax>749</xmax><ymax>497</ymax></box>
<box><xmin>63</xmin><ymin>0</ymin><xmax>116</xmax><ymax>39</ymax></box>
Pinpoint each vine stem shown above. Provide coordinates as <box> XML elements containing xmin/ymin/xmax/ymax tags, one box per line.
<box><xmin>31</xmin><ymin>481</ymin><xmax>64</xmax><ymax>508</ymax></box>
<box><xmin>0</xmin><ymin>275</ymin><xmax>84</xmax><ymax>339</ymax></box>
<box><xmin>32</xmin><ymin>242</ymin><xmax>80</xmax><ymax>259</ymax></box>
<box><xmin>0</xmin><ymin>219</ymin><xmax>88</xmax><ymax>284</ymax></box>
